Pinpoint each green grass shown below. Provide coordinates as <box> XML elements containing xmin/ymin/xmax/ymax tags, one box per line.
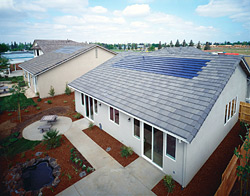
<box><xmin>0</xmin><ymin>93</ymin><xmax>35</xmax><ymax>112</ymax></box>
<box><xmin>1</xmin><ymin>138</ymin><xmax>41</xmax><ymax>157</ymax></box>
<box><xmin>205</xmin><ymin>47</ymin><xmax>250</xmax><ymax>55</ymax></box>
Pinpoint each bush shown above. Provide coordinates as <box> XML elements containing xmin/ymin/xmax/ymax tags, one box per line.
<box><xmin>121</xmin><ymin>145</ymin><xmax>133</xmax><ymax>158</ymax></box>
<box><xmin>33</xmin><ymin>102</ymin><xmax>38</xmax><ymax>107</ymax></box>
<box><xmin>43</xmin><ymin>129</ymin><xmax>62</xmax><ymax>149</ymax></box>
<box><xmin>88</xmin><ymin>122</ymin><xmax>94</xmax><ymax>130</ymax></box>
<box><xmin>47</xmin><ymin>100</ymin><xmax>52</xmax><ymax>104</ymax></box>
<box><xmin>64</xmin><ymin>100</ymin><xmax>68</xmax><ymax>103</ymax></box>
<box><xmin>163</xmin><ymin>175</ymin><xmax>175</xmax><ymax>194</ymax></box>
<box><xmin>18</xmin><ymin>81</ymin><xmax>26</xmax><ymax>87</ymax></box>
<box><xmin>36</xmin><ymin>92</ymin><xmax>40</xmax><ymax>97</ymax></box>
<box><xmin>37</xmin><ymin>98</ymin><xmax>42</xmax><ymax>102</ymax></box>
<box><xmin>24</xmin><ymin>109</ymin><xmax>29</xmax><ymax>113</ymax></box>
<box><xmin>73</xmin><ymin>113</ymin><xmax>82</xmax><ymax>119</ymax></box>
<box><xmin>65</xmin><ymin>83</ymin><xmax>71</xmax><ymax>95</ymax></box>
<box><xmin>36</xmin><ymin>106</ymin><xmax>40</xmax><ymax>110</ymax></box>
<box><xmin>49</xmin><ymin>86</ymin><xmax>55</xmax><ymax>97</ymax></box>
<box><xmin>8</xmin><ymin>113</ymin><xmax>12</xmax><ymax>116</ymax></box>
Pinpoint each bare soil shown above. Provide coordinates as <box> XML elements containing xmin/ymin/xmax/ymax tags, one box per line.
<box><xmin>84</xmin><ymin>126</ymin><xmax>139</xmax><ymax>167</ymax></box>
<box><xmin>152</xmin><ymin>121</ymin><xmax>244</xmax><ymax>196</ymax></box>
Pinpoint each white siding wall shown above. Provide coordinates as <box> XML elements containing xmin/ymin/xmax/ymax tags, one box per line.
<box><xmin>184</xmin><ymin>65</ymin><xmax>248</xmax><ymax>187</ymax></box>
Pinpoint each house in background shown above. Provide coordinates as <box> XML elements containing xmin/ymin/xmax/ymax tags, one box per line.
<box><xmin>19</xmin><ymin>40</ymin><xmax>116</xmax><ymax>98</ymax></box>
<box><xmin>69</xmin><ymin>48</ymin><xmax>250</xmax><ymax>187</ymax></box>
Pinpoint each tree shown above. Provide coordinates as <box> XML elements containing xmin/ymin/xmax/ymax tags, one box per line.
<box><xmin>204</xmin><ymin>42</ymin><xmax>211</xmax><ymax>50</ymax></box>
<box><xmin>0</xmin><ymin>57</ymin><xmax>10</xmax><ymax>72</ymax></box>
<box><xmin>170</xmin><ymin>41</ymin><xmax>174</xmax><ymax>47</ymax></box>
<box><xmin>175</xmin><ymin>40</ymin><xmax>180</xmax><ymax>47</ymax></box>
<box><xmin>118</xmin><ymin>44</ymin><xmax>122</xmax><ymax>50</ymax></box>
<box><xmin>197</xmin><ymin>41</ymin><xmax>201</xmax><ymax>49</ymax></box>
<box><xmin>9</xmin><ymin>83</ymin><xmax>26</xmax><ymax>122</ymax></box>
<box><xmin>135</xmin><ymin>43</ymin><xmax>138</xmax><ymax>50</ymax></box>
<box><xmin>189</xmin><ymin>40</ymin><xmax>194</xmax><ymax>46</ymax></box>
<box><xmin>49</xmin><ymin>86</ymin><xmax>55</xmax><ymax>97</ymax></box>
<box><xmin>182</xmin><ymin>40</ymin><xmax>187</xmax><ymax>47</ymax></box>
<box><xmin>0</xmin><ymin>43</ymin><xmax>10</xmax><ymax>52</ymax></box>
<box><xmin>148</xmin><ymin>45</ymin><xmax>155</xmax><ymax>51</ymax></box>
<box><xmin>158</xmin><ymin>41</ymin><xmax>162</xmax><ymax>49</ymax></box>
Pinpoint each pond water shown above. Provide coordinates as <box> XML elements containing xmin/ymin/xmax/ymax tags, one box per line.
<box><xmin>22</xmin><ymin>161</ymin><xmax>54</xmax><ymax>191</ymax></box>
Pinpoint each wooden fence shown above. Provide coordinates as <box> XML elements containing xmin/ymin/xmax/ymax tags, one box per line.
<box><xmin>239</xmin><ymin>102</ymin><xmax>250</xmax><ymax>123</ymax></box>
<box><xmin>215</xmin><ymin>133</ymin><xmax>249</xmax><ymax>196</ymax></box>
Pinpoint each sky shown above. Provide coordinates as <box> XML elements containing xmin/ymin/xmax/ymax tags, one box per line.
<box><xmin>0</xmin><ymin>0</ymin><xmax>249</xmax><ymax>44</ymax></box>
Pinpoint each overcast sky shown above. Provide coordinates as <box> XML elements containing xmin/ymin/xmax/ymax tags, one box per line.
<box><xmin>0</xmin><ymin>0</ymin><xmax>249</xmax><ymax>44</ymax></box>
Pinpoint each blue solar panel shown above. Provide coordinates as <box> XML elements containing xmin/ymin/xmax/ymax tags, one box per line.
<box><xmin>113</xmin><ymin>56</ymin><xmax>210</xmax><ymax>79</ymax></box>
<box><xmin>54</xmin><ymin>46</ymin><xmax>84</xmax><ymax>54</ymax></box>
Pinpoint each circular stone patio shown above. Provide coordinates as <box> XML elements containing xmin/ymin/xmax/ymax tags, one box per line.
<box><xmin>23</xmin><ymin>116</ymin><xmax>72</xmax><ymax>141</ymax></box>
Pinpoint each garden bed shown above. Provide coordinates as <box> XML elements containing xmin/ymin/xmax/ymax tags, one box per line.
<box><xmin>83</xmin><ymin>126</ymin><xmax>139</xmax><ymax>167</ymax></box>
<box><xmin>152</xmin><ymin>121</ymin><xmax>244</xmax><ymax>196</ymax></box>
<box><xmin>0</xmin><ymin>135</ymin><xmax>93</xmax><ymax>196</ymax></box>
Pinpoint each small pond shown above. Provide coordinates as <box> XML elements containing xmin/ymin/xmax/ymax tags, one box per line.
<box><xmin>22</xmin><ymin>161</ymin><xmax>55</xmax><ymax>191</ymax></box>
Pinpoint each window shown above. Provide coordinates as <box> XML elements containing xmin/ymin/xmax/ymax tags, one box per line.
<box><xmin>166</xmin><ymin>134</ymin><xmax>176</xmax><ymax>160</ymax></box>
<box><xmin>37</xmin><ymin>49</ymin><xmax>39</xmax><ymax>56</ymax></box>
<box><xmin>110</xmin><ymin>107</ymin><xmax>119</xmax><ymax>125</ymax></box>
<box><xmin>224</xmin><ymin>97</ymin><xmax>237</xmax><ymax>124</ymax></box>
<box><xmin>81</xmin><ymin>93</ymin><xmax>84</xmax><ymax>105</ymax></box>
<box><xmin>94</xmin><ymin>99</ymin><xmax>98</xmax><ymax>113</ymax></box>
<box><xmin>134</xmin><ymin>118</ymin><xmax>140</xmax><ymax>138</ymax></box>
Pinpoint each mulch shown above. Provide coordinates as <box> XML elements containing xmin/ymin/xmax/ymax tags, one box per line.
<box><xmin>83</xmin><ymin>126</ymin><xmax>139</xmax><ymax>167</ymax></box>
<box><xmin>152</xmin><ymin>121</ymin><xmax>244</xmax><ymax>196</ymax></box>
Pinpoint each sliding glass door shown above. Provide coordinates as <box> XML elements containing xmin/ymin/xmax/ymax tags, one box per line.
<box><xmin>143</xmin><ymin>123</ymin><xmax>163</xmax><ymax>167</ymax></box>
<box><xmin>85</xmin><ymin>95</ymin><xmax>94</xmax><ymax>120</ymax></box>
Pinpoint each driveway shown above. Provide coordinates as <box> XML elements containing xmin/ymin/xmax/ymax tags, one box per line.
<box><xmin>58</xmin><ymin>118</ymin><xmax>164</xmax><ymax>196</ymax></box>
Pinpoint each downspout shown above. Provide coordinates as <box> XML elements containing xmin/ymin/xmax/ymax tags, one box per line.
<box><xmin>182</xmin><ymin>143</ymin><xmax>187</xmax><ymax>188</ymax></box>
<box><xmin>33</xmin><ymin>76</ymin><xmax>37</xmax><ymax>94</ymax></box>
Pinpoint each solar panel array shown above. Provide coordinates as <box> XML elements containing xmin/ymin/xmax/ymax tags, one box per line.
<box><xmin>113</xmin><ymin>56</ymin><xmax>210</xmax><ymax>79</ymax></box>
<box><xmin>54</xmin><ymin>46</ymin><xmax>84</xmax><ymax>54</ymax></box>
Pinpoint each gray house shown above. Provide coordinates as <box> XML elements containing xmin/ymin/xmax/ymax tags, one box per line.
<box><xmin>68</xmin><ymin>48</ymin><xmax>250</xmax><ymax>187</ymax></box>
<box><xmin>19</xmin><ymin>40</ymin><xmax>116</xmax><ymax>98</ymax></box>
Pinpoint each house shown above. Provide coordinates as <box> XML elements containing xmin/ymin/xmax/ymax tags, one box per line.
<box><xmin>19</xmin><ymin>40</ymin><xmax>116</xmax><ymax>98</ymax></box>
<box><xmin>68</xmin><ymin>48</ymin><xmax>250</xmax><ymax>187</ymax></box>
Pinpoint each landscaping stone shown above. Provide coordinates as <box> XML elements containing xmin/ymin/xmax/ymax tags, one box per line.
<box><xmin>35</xmin><ymin>152</ymin><xmax>43</xmax><ymax>156</ymax></box>
<box><xmin>79</xmin><ymin>171</ymin><xmax>86</xmax><ymax>178</ymax></box>
<box><xmin>106</xmin><ymin>147</ymin><xmax>111</xmax><ymax>152</ymax></box>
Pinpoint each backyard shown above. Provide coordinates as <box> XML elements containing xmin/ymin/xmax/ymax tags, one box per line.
<box><xmin>0</xmin><ymin>88</ymin><xmax>248</xmax><ymax>195</ymax></box>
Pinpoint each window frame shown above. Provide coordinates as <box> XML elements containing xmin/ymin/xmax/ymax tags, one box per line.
<box><xmin>133</xmin><ymin>118</ymin><xmax>140</xmax><ymax>139</ymax></box>
<box><xmin>94</xmin><ymin>99</ymin><xmax>98</xmax><ymax>114</ymax></box>
<box><xmin>166</xmin><ymin>134</ymin><xmax>176</xmax><ymax>161</ymax></box>
<box><xmin>81</xmin><ymin>93</ymin><xmax>84</xmax><ymax>105</ymax></box>
<box><xmin>224</xmin><ymin>96</ymin><xmax>237</xmax><ymax>125</ymax></box>
<box><xmin>109</xmin><ymin>106</ymin><xmax>119</xmax><ymax>125</ymax></box>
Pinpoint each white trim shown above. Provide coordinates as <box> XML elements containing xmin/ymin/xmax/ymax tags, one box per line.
<box><xmin>33</xmin><ymin>76</ymin><xmax>37</xmax><ymax>93</ymax></box>
<box><xmin>242</xmin><ymin>59</ymin><xmax>250</xmax><ymax>74</ymax></box>
<box><xmin>224</xmin><ymin>96</ymin><xmax>238</xmax><ymax>125</ymax></box>
<box><xmin>69</xmin><ymin>85</ymin><xmax>189</xmax><ymax>144</ymax></box>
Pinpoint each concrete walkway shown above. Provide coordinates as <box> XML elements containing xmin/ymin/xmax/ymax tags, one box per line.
<box><xmin>58</xmin><ymin>118</ymin><xmax>164</xmax><ymax>196</ymax></box>
<box><xmin>23</xmin><ymin>116</ymin><xmax>72</xmax><ymax>141</ymax></box>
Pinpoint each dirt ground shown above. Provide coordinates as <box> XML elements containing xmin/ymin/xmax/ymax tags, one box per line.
<box><xmin>84</xmin><ymin>126</ymin><xmax>139</xmax><ymax>167</ymax></box>
<box><xmin>152</xmin><ymin>121</ymin><xmax>244</xmax><ymax>196</ymax></box>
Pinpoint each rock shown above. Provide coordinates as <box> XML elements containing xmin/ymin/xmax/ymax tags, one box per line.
<box><xmin>52</xmin><ymin>176</ymin><xmax>60</xmax><ymax>187</ymax></box>
<box><xmin>35</xmin><ymin>152</ymin><xmax>43</xmax><ymax>156</ymax></box>
<box><xmin>79</xmin><ymin>171</ymin><xmax>86</xmax><ymax>178</ymax></box>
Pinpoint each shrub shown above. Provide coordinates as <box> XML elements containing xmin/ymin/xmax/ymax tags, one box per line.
<box><xmin>36</xmin><ymin>106</ymin><xmax>40</xmax><ymax>110</ymax></box>
<box><xmin>24</xmin><ymin>109</ymin><xmax>29</xmax><ymax>113</ymax></box>
<box><xmin>8</xmin><ymin>113</ymin><xmax>12</xmax><ymax>116</ymax></box>
<box><xmin>47</xmin><ymin>100</ymin><xmax>52</xmax><ymax>104</ymax></box>
<box><xmin>43</xmin><ymin>129</ymin><xmax>62</xmax><ymax>149</ymax></box>
<box><xmin>73</xmin><ymin>113</ymin><xmax>82</xmax><ymax>119</ymax></box>
<box><xmin>49</xmin><ymin>86</ymin><xmax>55</xmax><ymax>97</ymax></box>
<box><xmin>64</xmin><ymin>100</ymin><xmax>68</xmax><ymax>103</ymax></box>
<box><xmin>88</xmin><ymin>122</ymin><xmax>94</xmax><ymax>130</ymax></box>
<box><xmin>18</xmin><ymin>81</ymin><xmax>26</xmax><ymax>87</ymax></box>
<box><xmin>36</xmin><ymin>92</ymin><xmax>40</xmax><ymax>97</ymax></box>
<box><xmin>121</xmin><ymin>145</ymin><xmax>133</xmax><ymax>158</ymax></box>
<box><xmin>37</xmin><ymin>98</ymin><xmax>42</xmax><ymax>102</ymax></box>
<box><xmin>65</xmin><ymin>83</ymin><xmax>71</xmax><ymax>95</ymax></box>
<box><xmin>33</xmin><ymin>103</ymin><xmax>38</xmax><ymax>107</ymax></box>
<box><xmin>163</xmin><ymin>175</ymin><xmax>175</xmax><ymax>194</ymax></box>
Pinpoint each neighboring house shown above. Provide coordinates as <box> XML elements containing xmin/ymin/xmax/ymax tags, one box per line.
<box><xmin>19</xmin><ymin>40</ymin><xmax>116</xmax><ymax>98</ymax></box>
<box><xmin>31</xmin><ymin>39</ymin><xmax>80</xmax><ymax>57</ymax></box>
<box><xmin>69</xmin><ymin>48</ymin><xmax>250</xmax><ymax>187</ymax></box>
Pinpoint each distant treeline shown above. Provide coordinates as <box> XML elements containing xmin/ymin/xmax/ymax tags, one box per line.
<box><xmin>0</xmin><ymin>42</ymin><xmax>32</xmax><ymax>53</ymax></box>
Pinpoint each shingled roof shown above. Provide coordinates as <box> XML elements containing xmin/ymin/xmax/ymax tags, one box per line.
<box><xmin>69</xmin><ymin>50</ymin><xmax>248</xmax><ymax>143</ymax></box>
<box><xmin>20</xmin><ymin>44</ymin><xmax>116</xmax><ymax>76</ymax></box>
<box><xmin>31</xmin><ymin>39</ymin><xmax>81</xmax><ymax>54</ymax></box>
